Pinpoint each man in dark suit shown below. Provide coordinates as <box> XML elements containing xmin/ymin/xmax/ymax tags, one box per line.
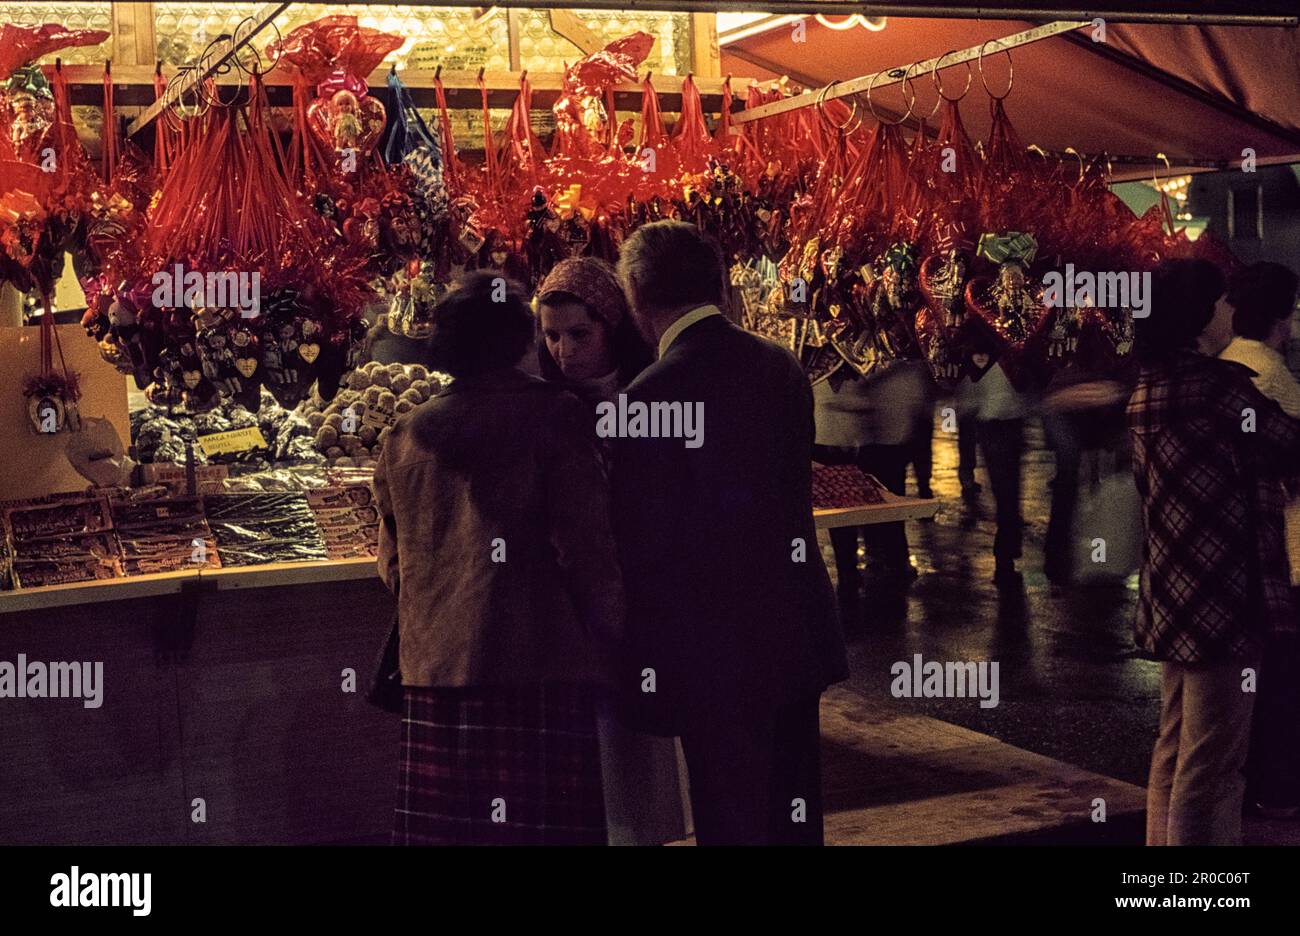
<box><xmin>611</xmin><ymin>220</ymin><xmax>848</xmax><ymax>845</ymax></box>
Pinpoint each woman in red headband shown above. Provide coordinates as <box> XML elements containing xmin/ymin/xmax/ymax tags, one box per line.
<box><xmin>534</xmin><ymin>256</ymin><xmax>686</xmax><ymax>846</ymax></box>
<box><xmin>535</xmin><ymin>257</ymin><xmax>653</xmax><ymax>399</ymax></box>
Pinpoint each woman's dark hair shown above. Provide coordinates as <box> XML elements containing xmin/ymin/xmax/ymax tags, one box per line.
<box><xmin>425</xmin><ymin>271</ymin><xmax>534</xmax><ymax>377</ymax></box>
<box><xmin>1228</xmin><ymin>261</ymin><xmax>1299</xmax><ymax>341</ymax></box>
<box><xmin>535</xmin><ymin>291</ymin><xmax>654</xmax><ymax>385</ymax></box>
<box><xmin>1134</xmin><ymin>258</ymin><xmax>1226</xmax><ymax>363</ymax></box>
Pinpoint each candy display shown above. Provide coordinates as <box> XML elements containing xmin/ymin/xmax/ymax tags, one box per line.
<box><xmin>811</xmin><ymin>465</ymin><xmax>889</xmax><ymax>510</ymax></box>
<box><xmin>302</xmin><ymin>361</ymin><xmax>446</xmax><ymax>466</ymax></box>
<box><xmin>202</xmin><ymin>493</ymin><xmax>329</xmax><ymax>567</ymax></box>
<box><xmin>111</xmin><ymin>495</ymin><xmax>220</xmax><ymax>575</ymax></box>
<box><xmin>307</xmin><ymin>484</ymin><xmax>379</xmax><ymax>559</ymax></box>
<box><xmin>131</xmin><ymin>389</ymin><xmax>321</xmax><ymax>469</ymax></box>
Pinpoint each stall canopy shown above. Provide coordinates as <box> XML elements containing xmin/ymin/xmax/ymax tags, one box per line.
<box><xmin>719</xmin><ymin>16</ymin><xmax>1300</xmax><ymax>180</ymax></box>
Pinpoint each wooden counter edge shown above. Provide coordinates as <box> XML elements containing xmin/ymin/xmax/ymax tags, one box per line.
<box><xmin>1</xmin><ymin>498</ymin><xmax>944</xmax><ymax>612</ymax></box>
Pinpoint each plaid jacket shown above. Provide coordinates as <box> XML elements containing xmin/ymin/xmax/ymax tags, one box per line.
<box><xmin>1128</xmin><ymin>351</ymin><xmax>1300</xmax><ymax>663</ymax></box>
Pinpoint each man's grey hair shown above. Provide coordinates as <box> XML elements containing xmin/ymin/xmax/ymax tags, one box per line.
<box><xmin>617</xmin><ymin>219</ymin><xmax>726</xmax><ymax>314</ymax></box>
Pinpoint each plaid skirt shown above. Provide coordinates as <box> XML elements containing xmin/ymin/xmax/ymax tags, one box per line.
<box><xmin>394</xmin><ymin>683</ymin><xmax>606</xmax><ymax>845</ymax></box>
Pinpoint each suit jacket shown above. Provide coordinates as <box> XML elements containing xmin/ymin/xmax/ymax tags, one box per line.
<box><xmin>373</xmin><ymin>367</ymin><xmax>624</xmax><ymax>688</ymax></box>
<box><xmin>611</xmin><ymin>315</ymin><xmax>847</xmax><ymax>733</ymax></box>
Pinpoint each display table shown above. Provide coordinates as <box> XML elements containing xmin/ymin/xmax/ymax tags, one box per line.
<box><xmin>0</xmin><ymin>496</ymin><xmax>940</xmax><ymax>844</ymax></box>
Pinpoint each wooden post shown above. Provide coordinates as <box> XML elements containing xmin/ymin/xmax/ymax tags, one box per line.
<box><xmin>690</xmin><ymin>12</ymin><xmax>721</xmax><ymax>78</ymax></box>
<box><xmin>110</xmin><ymin>2</ymin><xmax>157</xmax><ymax>67</ymax></box>
<box><xmin>506</xmin><ymin>8</ymin><xmax>522</xmax><ymax>71</ymax></box>
<box><xmin>548</xmin><ymin>9</ymin><xmax>603</xmax><ymax>56</ymax></box>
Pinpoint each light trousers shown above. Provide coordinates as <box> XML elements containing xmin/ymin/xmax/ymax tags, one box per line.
<box><xmin>1146</xmin><ymin>655</ymin><xmax>1259</xmax><ymax>846</ymax></box>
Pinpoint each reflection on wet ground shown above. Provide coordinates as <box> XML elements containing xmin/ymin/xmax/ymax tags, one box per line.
<box><xmin>822</xmin><ymin>419</ymin><xmax>1299</xmax><ymax>844</ymax></box>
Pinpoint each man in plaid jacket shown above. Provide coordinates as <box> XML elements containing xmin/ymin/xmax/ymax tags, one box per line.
<box><xmin>1130</xmin><ymin>259</ymin><xmax>1300</xmax><ymax>846</ymax></box>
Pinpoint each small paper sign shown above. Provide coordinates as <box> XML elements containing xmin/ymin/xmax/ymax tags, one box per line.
<box><xmin>196</xmin><ymin>426</ymin><xmax>268</xmax><ymax>456</ymax></box>
<box><xmin>361</xmin><ymin>407</ymin><xmax>396</xmax><ymax>432</ymax></box>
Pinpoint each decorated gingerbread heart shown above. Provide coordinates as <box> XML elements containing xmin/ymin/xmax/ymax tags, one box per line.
<box><xmin>307</xmin><ymin>73</ymin><xmax>387</xmax><ymax>158</ymax></box>
<box><xmin>963</xmin><ymin>233</ymin><xmax>1052</xmax><ymax>361</ymax></box>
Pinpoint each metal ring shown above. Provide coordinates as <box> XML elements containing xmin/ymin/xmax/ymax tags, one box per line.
<box><xmin>817</xmin><ymin>81</ymin><xmax>861</xmax><ymax>134</ymax></box>
<box><xmin>866</xmin><ymin>66</ymin><xmax>914</xmax><ymax>125</ymax></box>
<box><xmin>164</xmin><ymin>64</ymin><xmax>210</xmax><ymax>123</ymax></box>
<box><xmin>931</xmin><ymin>50</ymin><xmax>972</xmax><ymax>103</ymax></box>
<box><xmin>978</xmin><ymin>39</ymin><xmax>1013</xmax><ymax>100</ymax></box>
<box><xmin>903</xmin><ymin>60</ymin><xmax>940</xmax><ymax>122</ymax></box>
<box><xmin>1063</xmin><ymin>146</ymin><xmax>1086</xmax><ymax>185</ymax></box>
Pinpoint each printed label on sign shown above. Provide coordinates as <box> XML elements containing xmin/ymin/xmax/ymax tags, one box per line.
<box><xmin>196</xmin><ymin>426</ymin><xmax>268</xmax><ymax>456</ymax></box>
<box><xmin>361</xmin><ymin>408</ymin><xmax>396</xmax><ymax>431</ymax></box>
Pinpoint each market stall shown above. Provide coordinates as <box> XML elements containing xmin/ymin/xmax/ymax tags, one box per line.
<box><xmin>1</xmin><ymin>2</ymin><xmax>1297</xmax><ymax>844</ymax></box>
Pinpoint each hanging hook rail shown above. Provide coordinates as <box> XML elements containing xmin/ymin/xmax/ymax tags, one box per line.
<box><xmin>732</xmin><ymin>19</ymin><xmax>1087</xmax><ymax>126</ymax></box>
<box><xmin>127</xmin><ymin>1</ymin><xmax>291</xmax><ymax>136</ymax></box>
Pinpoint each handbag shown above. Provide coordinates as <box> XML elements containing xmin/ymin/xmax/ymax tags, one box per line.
<box><xmin>366</xmin><ymin>613</ymin><xmax>403</xmax><ymax>713</ymax></box>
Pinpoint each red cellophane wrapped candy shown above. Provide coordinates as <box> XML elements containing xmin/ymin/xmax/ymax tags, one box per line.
<box><xmin>0</xmin><ymin>31</ymin><xmax>104</xmax><ymax>297</ymax></box>
<box><xmin>96</xmin><ymin>74</ymin><xmax>373</xmax><ymax>412</ymax></box>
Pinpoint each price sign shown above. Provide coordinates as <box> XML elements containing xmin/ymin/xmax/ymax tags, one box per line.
<box><xmin>196</xmin><ymin>426</ymin><xmax>268</xmax><ymax>456</ymax></box>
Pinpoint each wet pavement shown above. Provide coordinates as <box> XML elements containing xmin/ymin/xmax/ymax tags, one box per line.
<box><xmin>822</xmin><ymin>414</ymin><xmax>1300</xmax><ymax>845</ymax></box>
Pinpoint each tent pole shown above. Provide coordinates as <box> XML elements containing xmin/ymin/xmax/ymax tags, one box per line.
<box><xmin>731</xmin><ymin>19</ymin><xmax>1088</xmax><ymax>125</ymax></box>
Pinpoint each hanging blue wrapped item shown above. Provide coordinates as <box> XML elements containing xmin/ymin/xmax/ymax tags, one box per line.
<box><xmin>383</xmin><ymin>69</ymin><xmax>449</xmax><ymax>223</ymax></box>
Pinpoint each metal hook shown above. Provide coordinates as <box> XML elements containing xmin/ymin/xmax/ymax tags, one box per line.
<box><xmin>931</xmin><ymin>50</ymin><xmax>972</xmax><ymax>103</ymax></box>
<box><xmin>978</xmin><ymin>39</ymin><xmax>1014</xmax><ymax>100</ymax></box>
<box><xmin>434</xmin><ymin>64</ymin><xmax>442</xmax><ymax>81</ymax></box>
<box><xmin>903</xmin><ymin>60</ymin><xmax>939</xmax><ymax>122</ymax></box>
<box><xmin>477</xmin><ymin>66</ymin><xmax>485</xmax><ymax>82</ymax></box>
<box><xmin>866</xmin><ymin>67</ymin><xmax>913</xmax><ymax>126</ymax></box>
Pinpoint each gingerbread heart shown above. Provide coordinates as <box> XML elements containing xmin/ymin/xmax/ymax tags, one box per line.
<box><xmin>182</xmin><ymin>369</ymin><xmax>202</xmax><ymax>389</ymax></box>
<box><xmin>963</xmin><ymin>266</ymin><xmax>1051</xmax><ymax>358</ymax></box>
<box><xmin>914</xmin><ymin>306</ymin><xmax>963</xmax><ymax>388</ymax></box>
<box><xmin>235</xmin><ymin>357</ymin><xmax>258</xmax><ymax>378</ymax></box>
<box><xmin>299</xmin><ymin>342</ymin><xmax>320</xmax><ymax>364</ymax></box>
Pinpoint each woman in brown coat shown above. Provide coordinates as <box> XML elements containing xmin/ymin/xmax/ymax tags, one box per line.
<box><xmin>374</xmin><ymin>271</ymin><xmax>623</xmax><ymax>845</ymax></box>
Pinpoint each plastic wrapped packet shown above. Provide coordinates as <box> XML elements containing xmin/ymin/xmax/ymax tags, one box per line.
<box><xmin>203</xmin><ymin>493</ymin><xmax>328</xmax><ymax>566</ymax></box>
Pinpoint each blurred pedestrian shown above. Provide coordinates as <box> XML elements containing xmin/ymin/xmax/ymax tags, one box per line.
<box><xmin>813</xmin><ymin>360</ymin><xmax>931</xmax><ymax>608</ymax></box>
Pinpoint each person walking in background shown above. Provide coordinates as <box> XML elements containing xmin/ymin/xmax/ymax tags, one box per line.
<box><xmin>1131</xmin><ymin>259</ymin><xmax>1300</xmax><ymax>846</ymax></box>
<box><xmin>534</xmin><ymin>257</ymin><xmax>691</xmax><ymax>846</ymax></box>
<box><xmin>955</xmin><ymin>338</ymin><xmax>1032</xmax><ymax>587</ymax></box>
<box><xmin>374</xmin><ymin>272</ymin><xmax>623</xmax><ymax>845</ymax></box>
<box><xmin>813</xmin><ymin>360</ymin><xmax>930</xmax><ymax>614</ymax></box>
<box><xmin>1217</xmin><ymin>261</ymin><xmax>1300</xmax><ymax>819</ymax></box>
<box><xmin>908</xmin><ymin>374</ymin><xmax>938</xmax><ymax>499</ymax></box>
<box><xmin>612</xmin><ymin>220</ymin><xmax>848</xmax><ymax>845</ymax></box>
